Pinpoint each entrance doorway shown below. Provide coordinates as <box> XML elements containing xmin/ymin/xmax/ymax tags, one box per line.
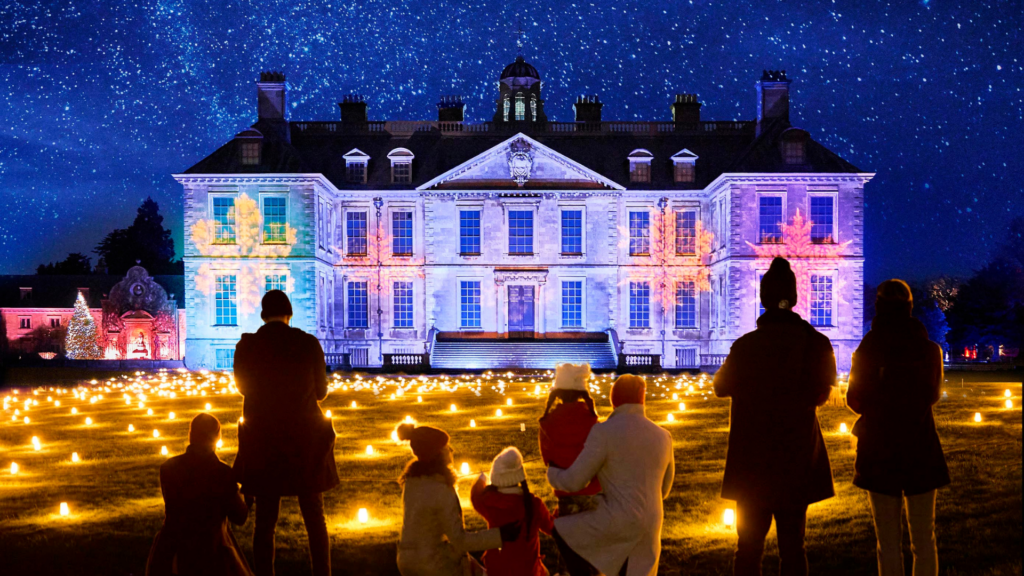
<box><xmin>507</xmin><ymin>285</ymin><xmax>535</xmax><ymax>339</ymax></box>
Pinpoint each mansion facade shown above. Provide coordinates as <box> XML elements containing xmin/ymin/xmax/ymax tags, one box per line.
<box><xmin>177</xmin><ymin>62</ymin><xmax>871</xmax><ymax>371</ymax></box>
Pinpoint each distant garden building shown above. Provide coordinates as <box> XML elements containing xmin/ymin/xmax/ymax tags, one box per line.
<box><xmin>177</xmin><ymin>61</ymin><xmax>872</xmax><ymax>371</ymax></box>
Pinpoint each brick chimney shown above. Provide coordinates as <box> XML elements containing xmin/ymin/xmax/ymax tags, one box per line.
<box><xmin>256</xmin><ymin>71</ymin><xmax>287</xmax><ymax>120</ymax></box>
<box><xmin>437</xmin><ymin>95</ymin><xmax>465</xmax><ymax>122</ymax></box>
<box><xmin>671</xmin><ymin>94</ymin><xmax>701</xmax><ymax>124</ymax></box>
<box><xmin>573</xmin><ymin>95</ymin><xmax>603</xmax><ymax>122</ymax></box>
<box><xmin>757</xmin><ymin>70</ymin><xmax>791</xmax><ymax>135</ymax></box>
<box><xmin>338</xmin><ymin>94</ymin><xmax>368</xmax><ymax>123</ymax></box>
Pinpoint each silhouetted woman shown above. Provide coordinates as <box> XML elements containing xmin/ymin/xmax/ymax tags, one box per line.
<box><xmin>848</xmin><ymin>279</ymin><xmax>950</xmax><ymax>576</ymax></box>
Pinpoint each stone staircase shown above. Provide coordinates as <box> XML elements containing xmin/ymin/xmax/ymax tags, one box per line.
<box><xmin>430</xmin><ymin>340</ymin><xmax>618</xmax><ymax>371</ymax></box>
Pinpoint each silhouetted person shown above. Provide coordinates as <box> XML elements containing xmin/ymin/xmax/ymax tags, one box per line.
<box><xmin>547</xmin><ymin>374</ymin><xmax>675</xmax><ymax>576</ymax></box>
<box><xmin>848</xmin><ymin>279</ymin><xmax>949</xmax><ymax>576</ymax></box>
<box><xmin>233</xmin><ymin>291</ymin><xmax>338</xmax><ymax>576</ymax></box>
<box><xmin>146</xmin><ymin>413</ymin><xmax>252</xmax><ymax>576</ymax></box>
<box><xmin>714</xmin><ymin>257</ymin><xmax>836</xmax><ymax>576</ymax></box>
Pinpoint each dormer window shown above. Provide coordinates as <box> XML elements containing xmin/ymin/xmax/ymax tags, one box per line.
<box><xmin>19</xmin><ymin>287</ymin><xmax>32</xmax><ymax>301</ymax></box>
<box><xmin>343</xmin><ymin>148</ymin><xmax>370</xmax><ymax>184</ymax></box>
<box><xmin>671</xmin><ymin>149</ymin><xmax>698</xmax><ymax>184</ymax></box>
<box><xmin>628</xmin><ymin>149</ymin><xmax>654</xmax><ymax>184</ymax></box>
<box><xmin>781</xmin><ymin>128</ymin><xmax>809</xmax><ymax>165</ymax></box>
<box><xmin>235</xmin><ymin>128</ymin><xmax>263</xmax><ymax>166</ymax></box>
<box><xmin>387</xmin><ymin>148</ymin><xmax>414</xmax><ymax>184</ymax></box>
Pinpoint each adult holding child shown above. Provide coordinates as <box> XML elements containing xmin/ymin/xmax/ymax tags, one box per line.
<box><xmin>546</xmin><ymin>374</ymin><xmax>675</xmax><ymax>576</ymax></box>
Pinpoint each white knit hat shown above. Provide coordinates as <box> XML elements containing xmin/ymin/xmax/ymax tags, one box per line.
<box><xmin>553</xmin><ymin>363</ymin><xmax>591</xmax><ymax>391</ymax></box>
<box><xmin>489</xmin><ymin>447</ymin><xmax>527</xmax><ymax>488</ymax></box>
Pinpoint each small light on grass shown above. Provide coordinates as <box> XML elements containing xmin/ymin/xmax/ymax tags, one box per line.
<box><xmin>60</xmin><ymin>502</ymin><xmax>69</xmax><ymax>516</ymax></box>
<box><xmin>391</xmin><ymin>430</ymin><xmax>399</xmax><ymax>442</ymax></box>
<box><xmin>147</xmin><ymin>409</ymin><xmax>154</xmax><ymax>416</ymax></box>
<box><xmin>153</xmin><ymin>429</ymin><xmax>160</xmax><ymax>438</ymax></box>
<box><xmin>85</xmin><ymin>417</ymin><xmax>93</xmax><ymax>426</ymax></box>
<box><xmin>128</xmin><ymin>424</ymin><xmax>135</xmax><ymax>432</ymax></box>
<box><xmin>205</xmin><ymin>403</ymin><xmax>212</xmax><ymax>411</ymax></box>
<box><xmin>679</xmin><ymin>403</ymin><xmax>686</xmax><ymax>412</ymax></box>
<box><xmin>506</xmin><ymin>398</ymin><xmax>513</xmax><ymax>407</ymax></box>
<box><xmin>724</xmin><ymin>508</ymin><xmax>736</xmax><ymax>528</ymax></box>
<box><xmin>161</xmin><ymin>446</ymin><xmax>169</xmax><ymax>456</ymax></box>
<box><xmin>495</xmin><ymin>409</ymin><xmax>503</xmax><ymax>417</ymax></box>
<box><xmin>23</xmin><ymin>416</ymin><xmax>30</xmax><ymax>424</ymax></box>
<box><xmin>351</xmin><ymin>401</ymin><xmax>357</xmax><ymax>409</ymax></box>
<box><xmin>839</xmin><ymin>423</ymin><xmax>849</xmax><ymax>434</ymax></box>
<box><xmin>974</xmin><ymin>412</ymin><xmax>982</xmax><ymax>423</ymax></box>
<box><xmin>672</xmin><ymin>393</ymin><xmax>679</xmax><ymax>401</ymax></box>
<box><xmin>460</xmin><ymin>462</ymin><xmax>470</xmax><ymax>475</ymax></box>
<box><xmin>357</xmin><ymin>508</ymin><xmax>369</xmax><ymax>524</ymax></box>
<box><xmin>10</xmin><ymin>462</ymin><xmax>19</xmax><ymax>475</ymax></box>
<box><xmin>470</xmin><ymin>419</ymin><xmax>476</xmax><ymax>428</ymax></box>
<box><xmin>1005</xmin><ymin>389</ymin><xmax>1012</xmax><ymax>398</ymax></box>
<box><xmin>666</xmin><ymin>413</ymin><xmax>675</xmax><ymax>423</ymax></box>
<box><xmin>521</xmin><ymin>423</ymin><xmax>526</xmax><ymax>432</ymax></box>
<box><xmin>404</xmin><ymin>415</ymin><xmax>414</xmax><ymax>424</ymax></box>
<box><xmin>71</xmin><ymin>452</ymin><xmax>80</xmax><ymax>463</ymax></box>
<box><xmin>417</xmin><ymin>396</ymin><xmax>423</xmax><ymax>403</ymax></box>
<box><xmin>71</xmin><ymin>407</ymin><xmax>78</xmax><ymax>415</ymax></box>
<box><xmin>168</xmin><ymin>412</ymin><xmax>175</xmax><ymax>420</ymax></box>
<box><xmin>216</xmin><ymin>439</ymin><xmax>223</xmax><ymax>449</ymax></box>
<box><xmin>450</xmin><ymin>404</ymin><xmax>458</xmax><ymax>413</ymax></box>
<box><xmin>325</xmin><ymin>410</ymin><xmax>332</xmax><ymax>418</ymax></box>
<box><xmin>1006</xmin><ymin>399</ymin><xmax>1014</xmax><ymax>409</ymax></box>
<box><xmin>365</xmin><ymin>445</ymin><xmax>374</xmax><ymax>456</ymax></box>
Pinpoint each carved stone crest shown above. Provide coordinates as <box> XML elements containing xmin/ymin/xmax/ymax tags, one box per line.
<box><xmin>506</xmin><ymin>138</ymin><xmax>534</xmax><ymax>186</ymax></box>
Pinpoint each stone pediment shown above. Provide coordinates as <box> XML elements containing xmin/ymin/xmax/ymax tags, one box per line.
<box><xmin>417</xmin><ymin>133</ymin><xmax>625</xmax><ymax>191</ymax></box>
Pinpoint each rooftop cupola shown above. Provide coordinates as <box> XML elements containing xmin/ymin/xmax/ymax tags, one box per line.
<box><xmin>493</xmin><ymin>56</ymin><xmax>546</xmax><ymax>124</ymax></box>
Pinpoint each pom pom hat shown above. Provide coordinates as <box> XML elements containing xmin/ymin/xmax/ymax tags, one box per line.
<box><xmin>553</xmin><ymin>363</ymin><xmax>591</xmax><ymax>391</ymax></box>
<box><xmin>760</xmin><ymin>257</ymin><xmax>798</xmax><ymax>310</ymax></box>
<box><xmin>489</xmin><ymin>447</ymin><xmax>527</xmax><ymax>488</ymax></box>
<box><xmin>396</xmin><ymin>423</ymin><xmax>450</xmax><ymax>462</ymax></box>
<box><xmin>611</xmin><ymin>375</ymin><xmax>646</xmax><ymax>408</ymax></box>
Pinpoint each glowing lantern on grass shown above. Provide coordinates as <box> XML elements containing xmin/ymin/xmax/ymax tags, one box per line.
<box><xmin>71</xmin><ymin>407</ymin><xmax>78</xmax><ymax>415</ymax></box>
<box><xmin>1005</xmin><ymin>390</ymin><xmax>1012</xmax><ymax>398</ymax></box>
<box><xmin>470</xmin><ymin>419</ymin><xmax>476</xmax><ymax>428</ymax></box>
<box><xmin>10</xmin><ymin>462</ymin><xmax>18</xmax><ymax>475</ymax></box>
<box><xmin>161</xmin><ymin>446</ymin><xmax>169</xmax><ymax>456</ymax></box>
<box><xmin>60</xmin><ymin>502</ymin><xmax>69</xmax><ymax>516</ymax></box>
<box><xmin>55</xmin><ymin>401</ymin><xmax>60</xmax><ymax>407</ymax></box>
<box><xmin>216</xmin><ymin>439</ymin><xmax>223</xmax><ymax>449</ymax></box>
<box><xmin>672</xmin><ymin>393</ymin><xmax>679</xmax><ymax>401</ymax></box>
<box><xmin>974</xmin><ymin>413</ymin><xmax>982</xmax><ymax>423</ymax></box>
<box><xmin>495</xmin><ymin>409</ymin><xmax>503</xmax><ymax>417</ymax></box>
<box><xmin>147</xmin><ymin>409</ymin><xmax>154</xmax><ymax>416</ymax></box>
<box><xmin>520</xmin><ymin>423</ymin><xmax>526</xmax><ymax>432</ymax></box>
<box><xmin>450</xmin><ymin>404</ymin><xmax>458</xmax><ymax>413</ymax></box>
<box><xmin>325</xmin><ymin>410</ymin><xmax>333</xmax><ymax>418</ymax></box>
<box><xmin>85</xmin><ymin>417</ymin><xmax>93</xmax><ymax>426</ymax></box>
<box><xmin>506</xmin><ymin>398</ymin><xmax>513</xmax><ymax>407</ymax></box>
<box><xmin>168</xmin><ymin>412</ymin><xmax>176</xmax><ymax>420</ymax></box>
<box><xmin>23</xmin><ymin>417</ymin><xmax>30</xmax><ymax>424</ymax></box>
<box><xmin>205</xmin><ymin>403</ymin><xmax>212</xmax><ymax>411</ymax></box>
<box><xmin>679</xmin><ymin>403</ymin><xmax>686</xmax><ymax>412</ymax></box>
<box><xmin>666</xmin><ymin>414</ymin><xmax>675</xmax><ymax>423</ymax></box>
<box><xmin>71</xmin><ymin>452</ymin><xmax>80</xmax><ymax>463</ymax></box>
<box><xmin>417</xmin><ymin>396</ymin><xmax>423</xmax><ymax>403</ymax></box>
<box><xmin>351</xmin><ymin>401</ymin><xmax>357</xmax><ymax>409</ymax></box>
<box><xmin>1006</xmin><ymin>400</ymin><xmax>1014</xmax><ymax>409</ymax></box>
<box><xmin>404</xmin><ymin>415</ymin><xmax>414</xmax><ymax>424</ymax></box>
<box><xmin>153</xmin><ymin>429</ymin><xmax>160</xmax><ymax>438</ymax></box>
<box><xmin>365</xmin><ymin>445</ymin><xmax>374</xmax><ymax>456</ymax></box>
<box><xmin>357</xmin><ymin>508</ymin><xmax>369</xmax><ymax>524</ymax></box>
<box><xmin>839</xmin><ymin>423</ymin><xmax>849</xmax><ymax>434</ymax></box>
<box><xmin>128</xmin><ymin>424</ymin><xmax>134</xmax><ymax>432</ymax></box>
<box><xmin>391</xmin><ymin>430</ymin><xmax>399</xmax><ymax>442</ymax></box>
<box><xmin>460</xmin><ymin>462</ymin><xmax>470</xmax><ymax>475</ymax></box>
<box><xmin>31</xmin><ymin>436</ymin><xmax>41</xmax><ymax>450</ymax></box>
<box><xmin>138</xmin><ymin>402</ymin><xmax>144</xmax><ymax>409</ymax></box>
<box><xmin>724</xmin><ymin>508</ymin><xmax>736</xmax><ymax>528</ymax></box>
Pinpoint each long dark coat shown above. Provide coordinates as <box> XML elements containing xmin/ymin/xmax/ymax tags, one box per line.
<box><xmin>847</xmin><ymin>315</ymin><xmax>950</xmax><ymax>496</ymax></box>
<box><xmin>232</xmin><ymin>321</ymin><xmax>339</xmax><ymax>496</ymax></box>
<box><xmin>713</xmin><ymin>309</ymin><xmax>837</xmax><ymax>509</ymax></box>
<box><xmin>146</xmin><ymin>446</ymin><xmax>252</xmax><ymax>576</ymax></box>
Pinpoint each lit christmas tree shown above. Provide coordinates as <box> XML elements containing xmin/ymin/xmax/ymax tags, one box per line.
<box><xmin>65</xmin><ymin>292</ymin><xmax>102</xmax><ymax>359</ymax></box>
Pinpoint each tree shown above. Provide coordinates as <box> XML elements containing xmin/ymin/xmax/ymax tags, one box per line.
<box><xmin>910</xmin><ymin>284</ymin><xmax>950</xmax><ymax>351</ymax></box>
<box><xmin>36</xmin><ymin>253</ymin><xmax>92</xmax><ymax>275</ymax></box>
<box><xmin>65</xmin><ymin>292</ymin><xmax>103</xmax><ymax>359</ymax></box>
<box><xmin>27</xmin><ymin>324</ymin><xmax>67</xmax><ymax>355</ymax></box>
<box><xmin>94</xmin><ymin>197</ymin><xmax>181</xmax><ymax>275</ymax></box>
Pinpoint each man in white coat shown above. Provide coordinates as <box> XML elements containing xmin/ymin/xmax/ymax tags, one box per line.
<box><xmin>546</xmin><ymin>374</ymin><xmax>675</xmax><ymax>576</ymax></box>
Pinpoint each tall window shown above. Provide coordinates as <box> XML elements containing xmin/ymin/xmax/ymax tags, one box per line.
<box><xmin>630</xmin><ymin>161</ymin><xmax>651</xmax><ymax>183</ymax></box>
<box><xmin>213</xmin><ymin>197</ymin><xmax>236</xmax><ymax>244</ymax></box>
<box><xmin>758</xmin><ymin>196</ymin><xmax>784</xmax><ymax>243</ymax></box>
<box><xmin>561</xmin><ymin>210</ymin><xmax>583</xmax><ymax>254</ymax></box>
<box><xmin>674</xmin><ymin>161</ymin><xmax>695</xmax><ymax>183</ymax></box>
<box><xmin>810</xmin><ymin>196</ymin><xmax>835</xmax><ymax>243</ymax></box>
<box><xmin>346</xmin><ymin>212</ymin><xmax>367</xmax><ymax>256</ymax></box>
<box><xmin>347</xmin><ymin>161</ymin><xmax>366</xmax><ymax>184</ymax></box>
<box><xmin>629</xmin><ymin>211</ymin><xmax>650</xmax><ymax>256</ymax></box>
<box><xmin>508</xmin><ymin>210</ymin><xmax>533</xmax><ymax>254</ymax></box>
<box><xmin>393</xmin><ymin>282</ymin><xmax>413</xmax><ymax>328</ymax></box>
<box><xmin>810</xmin><ymin>274</ymin><xmax>834</xmax><ymax>327</ymax></box>
<box><xmin>460</xmin><ymin>281</ymin><xmax>481</xmax><ymax>328</ymax></box>
<box><xmin>240</xmin><ymin>141</ymin><xmax>260</xmax><ymax>165</ymax></box>
<box><xmin>503</xmin><ymin>97</ymin><xmax>510</xmax><ymax>121</ymax></box>
<box><xmin>515</xmin><ymin>94</ymin><xmax>525</xmax><ymax>121</ymax></box>
<box><xmin>49</xmin><ymin>317</ymin><xmax>60</xmax><ymax>328</ymax></box>
<box><xmin>19</xmin><ymin>317</ymin><xmax>30</xmax><ymax>329</ymax></box>
<box><xmin>265</xmin><ymin>274</ymin><xmax>287</xmax><ymax>293</ymax></box>
<box><xmin>675</xmin><ymin>210</ymin><xmax>697</xmax><ymax>255</ymax></box>
<box><xmin>392</xmin><ymin>162</ymin><xmax>411</xmax><ymax>184</ymax></box>
<box><xmin>215</xmin><ymin>349</ymin><xmax>235</xmax><ymax>370</ymax></box>
<box><xmin>629</xmin><ymin>282</ymin><xmax>650</xmax><ymax>328</ymax></box>
<box><xmin>460</xmin><ymin>210</ymin><xmax>481</xmax><ymax>254</ymax></box>
<box><xmin>214</xmin><ymin>275</ymin><xmax>237</xmax><ymax>326</ymax></box>
<box><xmin>561</xmin><ymin>281</ymin><xmax>583</xmax><ymax>328</ymax></box>
<box><xmin>347</xmin><ymin>282</ymin><xmax>368</xmax><ymax>328</ymax></box>
<box><xmin>392</xmin><ymin>211</ymin><xmax>413</xmax><ymax>256</ymax></box>
<box><xmin>262</xmin><ymin>197</ymin><xmax>287</xmax><ymax>243</ymax></box>
<box><xmin>675</xmin><ymin>281</ymin><xmax>696</xmax><ymax>329</ymax></box>
<box><xmin>530</xmin><ymin>96</ymin><xmax>537</xmax><ymax>121</ymax></box>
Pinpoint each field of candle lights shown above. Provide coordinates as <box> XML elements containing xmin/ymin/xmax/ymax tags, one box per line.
<box><xmin>1</xmin><ymin>369</ymin><xmax>1020</xmax><ymax>575</ymax></box>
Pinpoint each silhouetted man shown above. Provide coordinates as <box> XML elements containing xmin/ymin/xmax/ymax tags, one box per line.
<box><xmin>233</xmin><ymin>291</ymin><xmax>339</xmax><ymax>576</ymax></box>
<box><xmin>714</xmin><ymin>257</ymin><xmax>836</xmax><ymax>576</ymax></box>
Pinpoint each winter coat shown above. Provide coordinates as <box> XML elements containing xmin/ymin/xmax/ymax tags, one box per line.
<box><xmin>546</xmin><ymin>403</ymin><xmax>675</xmax><ymax>576</ymax></box>
<box><xmin>847</xmin><ymin>314</ymin><xmax>950</xmax><ymax>496</ymax></box>
<box><xmin>470</xmin><ymin>484</ymin><xmax>554</xmax><ymax>576</ymax></box>
<box><xmin>713</xmin><ymin>308</ymin><xmax>836</xmax><ymax>509</ymax></box>
<box><xmin>232</xmin><ymin>321</ymin><xmax>339</xmax><ymax>497</ymax></box>
<box><xmin>146</xmin><ymin>446</ymin><xmax>253</xmax><ymax>576</ymax></box>
<box><xmin>539</xmin><ymin>402</ymin><xmax>602</xmax><ymax>497</ymax></box>
<box><xmin>397</xmin><ymin>475</ymin><xmax>503</xmax><ymax>576</ymax></box>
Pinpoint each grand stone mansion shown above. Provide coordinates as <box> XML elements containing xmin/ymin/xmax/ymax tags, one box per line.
<box><xmin>177</xmin><ymin>60</ymin><xmax>871</xmax><ymax>371</ymax></box>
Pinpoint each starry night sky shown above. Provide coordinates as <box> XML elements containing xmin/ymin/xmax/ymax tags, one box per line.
<box><xmin>2</xmin><ymin>0</ymin><xmax>1020</xmax><ymax>283</ymax></box>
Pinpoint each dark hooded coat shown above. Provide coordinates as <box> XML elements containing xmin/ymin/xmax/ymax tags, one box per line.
<box><xmin>232</xmin><ymin>321</ymin><xmax>339</xmax><ymax>496</ymax></box>
<box><xmin>847</xmin><ymin>315</ymin><xmax>950</xmax><ymax>496</ymax></box>
<box><xmin>713</xmin><ymin>309</ymin><xmax>837</xmax><ymax>508</ymax></box>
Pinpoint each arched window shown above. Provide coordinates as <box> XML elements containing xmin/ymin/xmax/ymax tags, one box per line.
<box><xmin>502</xmin><ymin>97</ymin><xmax>510</xmax><ymax>121</ymax></box>
<box><xmin>530</xmin><ymin>96</ymin><xmax>537</xmax><ymax>121</ymax></box>
<box><xmin>515</xmin><ymin>94</ymin><xmax>525</xmax><ymax>121</ymax></box>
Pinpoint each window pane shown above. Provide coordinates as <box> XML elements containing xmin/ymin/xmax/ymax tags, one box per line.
<box><xmin>629</xmin><ymin>211</ymin><xmax>650</xmax><ymax>255</ymax></box>
<box><xmin>460</xmin><ymin>210</ymin><xmax>481</xmax><ymax>254</ymax></box>
<box><xmin>810</xmin><ymin>274</ymin><xmax>833</xmax><ymax>327</ymax></box>
<box><xmin>784</xmin><ymin>140</ymin><xmax>805</xmax><ymax>164</ymax></box>
<box><xmin>758</xmin><ymin>196</ymin><xmax>783</xmax><ymax>243</ymax></box>
<box><xmin>393</xmin><ymin>162</ymin><xmax>411</xmax><ymax>183</ymax></box>
<box><xmin>629</xmin><ymin>281</ymin><xmax>650</xmax><ymax>328</ymax></box>
<box><xmin>562</xmin><ymin>281</ymin><xmax>583</xmax><ymax>327</ymax></box>
<box><xmin>265</xmin><ymin>274</ymin><xmax>287</xmax><ymax>293</ymax></box>
<box><xmin>392</xmin><ymin>211</ymin><xmax>413</xmax><ymax>256</ymax></box>
<box><xmin>240</xmin><ymin>142</ymin><xmax>260</xmax><ymax>165</ymax></box>
<box><xmin>675</xmin><ymin>210</ymin><xmax>696</xmax><ymax>255</ymax></box>
<box><xmin>347</xmin><ymin>282</ymin><xmax>368</xmax><ymax>328</ymax></box>
<box><xmin>630</xmin><ymin>162</ymin><xmax>651</xmax><ymax>183</ymax></box>
<box><xmin>346</xmin><ymin>212</ymin><xmax>368</xmax><ymax>256</ymax></box>
<box><xmin>214</xmin><ymin>275</ymin><xmax>237</xmax><ymax>326</ymax></box>
<box><xmin>213</xmin><ymin>197</ymin><xmax>236</xmax><ymax>243</ymax></box>
<box><xmin>810</xmin><ymin>196</ymin><xmax>834</xmax><ymax>243</ymax></box>
<box><xmin>393</xmin><ymin>281</ymin><xmax>414</xmax><ymax>328</ymax></box>
<box><xmin>262</xmin><ymin>197</ymin><xmax>287</xmax><ymax>243</ymax></box>
<box><xmin>561</xmin><ymin>210</ymin><xmax>582</xmax><ymax>254</ymax></box>
<box><xmin>674</xmin><ymin>161</ymin><xmax>695</xmax><ymax>183</ymax></box>
<box><xmin>515</xmin><ymin>95</ymin><xmax>525</xmax><ymax>121</ymax></box>
<box><xmin>675</xmin><ymin>281</ymin><xmax>696</xmax><ymax>328</ymax></box>
<box><xmin>509</xmin><ymin>210</ymin><xmax>533</xmax><ymax>254</ymax></box>
<box><xmin>460</xmin><ymin>281</ymin><xmax>481</xmax><ymax>328</ymax></box>
<box><xmin>215</xmin><ymin>349</ymin><xmax>235</xmax><ymax>370</ymax></box>
<box><xmin>347</xmin><ymin>161</ymin><xmax>366</xmax><ymax>183</ymax></box>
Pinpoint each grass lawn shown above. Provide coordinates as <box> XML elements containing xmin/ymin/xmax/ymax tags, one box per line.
<box><xmin>1</xmin><ymin>369</ymin><xmax>1020</xmax><ymax>576</ymax></box>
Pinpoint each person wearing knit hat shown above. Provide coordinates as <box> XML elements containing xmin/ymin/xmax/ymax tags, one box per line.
<box><xmin>396</xmin><ymin>424</ymin><xmax>522</xmax><ymax>576</ymax></box>
<box><xmin>547</xmin><ymin>372</ymin><xmax>675</xmax><ymax>576</ymax></box>
<box><xmin>713</xmin><ymin>255</ymin><xmax>837</xmax><ymax>576</ymax></box>
<box><xmin>146</xmin><ymin>413</ymin><xmax>252</xmax><ymax>576</ymax></box>
<box><xmin>471</xmin><ymin>447</ymin><xmax>554</xmax><ymax>576</ymax></box>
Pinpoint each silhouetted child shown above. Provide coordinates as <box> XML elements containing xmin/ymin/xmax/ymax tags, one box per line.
<box><xmin>470</xmin><ymin>447</ymin><xmax>554</xmax><ymax>576</ymax></box>
<box><xmin>539</xmin><ymin>363</ymin><xmax>601</xmax><ymax>517</ymax></box>
<box><xmin>146</xmin><ymin>413</ymin><xmax>252</xmax><ymax>576</ymax></box>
